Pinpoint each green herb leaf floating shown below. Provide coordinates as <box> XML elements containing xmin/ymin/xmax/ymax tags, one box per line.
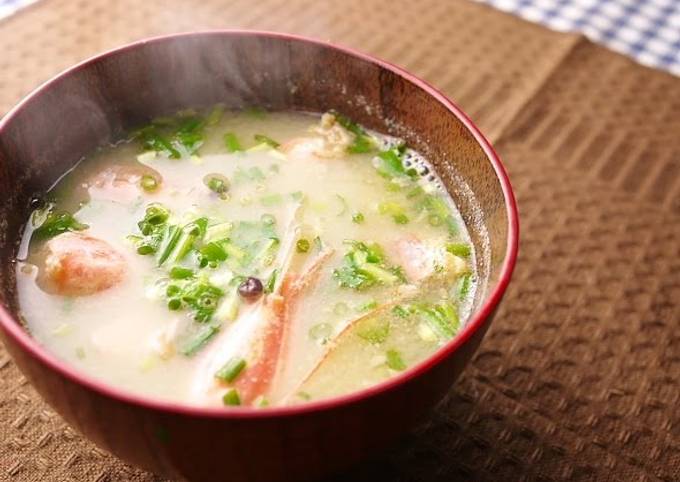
<box><xmin>32</xmin><ymin>209</ymin><xmax>88</xmax><ymax>241</ymax></box>
<box><xmin>333</xmin><ymin>240</ymin><xmax>405</xmax><ymax>290</ymax></box>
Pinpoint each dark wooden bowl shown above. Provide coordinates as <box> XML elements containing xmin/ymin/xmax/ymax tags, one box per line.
<box><xmin>0</xmin><ymin>31</ymin><xmax>518</xmax><ymax>482</ymax></box>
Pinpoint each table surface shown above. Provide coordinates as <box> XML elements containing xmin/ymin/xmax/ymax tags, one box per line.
<box><xmin>1</xmin><ymin>1</ymin><xmax>679</xmax><ymax>481</ymax></box>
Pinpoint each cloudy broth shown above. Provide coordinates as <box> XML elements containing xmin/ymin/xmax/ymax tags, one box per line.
<box><xmin>16</xmin><ymin>108</ymin><xmax>476</xmax><ymax>407</ymax></box>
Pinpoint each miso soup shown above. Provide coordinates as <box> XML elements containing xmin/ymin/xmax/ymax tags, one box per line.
<box><xmin>16</xmin><ymin>108</ymin><xmax>476</xmax><ymax>407</ymax></box>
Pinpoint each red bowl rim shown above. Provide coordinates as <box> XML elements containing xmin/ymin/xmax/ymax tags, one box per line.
<box><xmin>0</xmin><ymin>30</ymin><xmax>519</xmax><ymax>420</ymax></box>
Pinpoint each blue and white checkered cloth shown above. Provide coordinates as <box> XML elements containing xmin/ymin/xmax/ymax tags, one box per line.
<box><xmin>475</xmin><ymin>0</ymin><xmax>680</xmax><ymax>76</ymax></box>
<box><xmin>1</xmin><ymin>0</ymin><xmax>680</xmax><ymax>77</ymax></box>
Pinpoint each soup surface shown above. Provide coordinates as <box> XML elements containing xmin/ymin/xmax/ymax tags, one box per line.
<box><xmin>16</xmin><ymin>108</ymin><xmax>476</xmax><ymax>408</ymax></box>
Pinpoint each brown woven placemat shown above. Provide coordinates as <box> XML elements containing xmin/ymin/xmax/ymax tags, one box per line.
<box><xmin>1</xmin><ymin>1</ymin><xmax>679</xmax><ymax>481</ymax></box>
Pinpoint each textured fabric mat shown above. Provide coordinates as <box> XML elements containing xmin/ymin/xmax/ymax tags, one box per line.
<box><xmin>1</xmin><ymin>0</ymin><xmax>679</xmax><ymax>481</ymax></box>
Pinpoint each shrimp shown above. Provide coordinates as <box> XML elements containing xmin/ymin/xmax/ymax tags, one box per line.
<box><xmin>42</xmin><ymin>232</ymin><xmax>126</xmax><ymax>296</ymax></box>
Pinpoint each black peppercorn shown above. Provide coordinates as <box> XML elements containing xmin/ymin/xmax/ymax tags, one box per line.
<box><xmin>238</xmin><ymin>277</ymin><xmax>263</xmax><ymax>300</ymax></box>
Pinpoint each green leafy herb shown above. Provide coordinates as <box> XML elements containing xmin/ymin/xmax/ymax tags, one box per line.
<box><xmin>32</xmin><ymin>209</ymin><xmax>88</xmax><ymax>241</ymax></box>
<box><xmin>412</xmin><ymin>301</ymin><xmax>460</xmax><ymax>340</ymax></box>
<box><xmin>375</xmin><ymin>148</ymin><xmax>417</xmax><ymax>179</ymax></box>
<box><xmin>134</xmin><ymin>114</ymin><xmax>206</xmax><ymax>158</ymax></box>
<box><xmin>215</xmin><ymin>357</ymin><xmax>247</xmax><ymax>383</ymax></box>
<box><xmin>135</xmin><ymin>126</ymin><xmax>181</xmax><ymax>159</ymax></box>
<box><xmin>332</xmin><ymin>111</ymin><xmax>375</xmax><ymax>153</ymax></box>
<box><xmin>386</xmin><ymin>349</ymin><xmax>406</xmax><ymax>371</ymax></box>
<box><xmin>352</xmin><ymin>212</ymin><xmax>365</xmax><ymax>224</ymax></box>
<box><xmin>224</xmin><ymin>132</ymin><xmax>243</xmax><ymax>152</ymax></box>
<box><xmin>222</xmin><ymin>388</ymin><xmax>241</xmax><ymax>406</ymax></box>
<box><xmin>333</xmin><ymin>241</ymin><xmax>405</xmax><ymax>290</ymax></box>
<box><xmin>253</xmin><ymin>134</ymin><xmax>280</xmax><ymax>147</ymax></box>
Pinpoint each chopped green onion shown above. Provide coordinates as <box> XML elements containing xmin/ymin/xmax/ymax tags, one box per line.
<box><xmin>290</xmin><ymin>191</ymin><xmax>305</xmax><ymax>202</ymax></box>
<box><xmin>200</xmin><ymin>242</ymin><xmax>228</xmax><ymax>264</ymax></box>
<box><xmin>170</xmin><ymin>266</ymin><xmax>194</xmax><ymax>279</ymax></box>
<box><xmin>264</xmin><ymin>269</ymin><xmax>277</xmax><ymax>294</ymax></box>
<box><xmin>204</xmin><ymin>175</ymin><xmax>229</xmax><ymax>197</ymax></box>
<box><xmin>222</xmin><ymin>388</ymin><xmax>241</xmax><ymax>406</ymax></box>
<box><xmin>180</xmin><ymin>323</ymin><xmax>220</xmax><ymax>356</ymax></box>
<box><xmin>313</xmin><ymin>236</ymin><xmax>323</xmax><ymax>252</ymax></box>
<box><xmin>446</xmin><ymin>243</ymin><xmax>471</xmax><ymax>257</ymax></box>
<box><xmin>167</xmin><ymin>298</ymin><xmax>182</xmax><ymax>310</ymax></box>
<box><xmin>224</xmin><ymin>132</ymin><xmax>243</xmax><ymax>152</ymax></box>
<box><xmin>140</xmin><ymin>174</ymin><xmax>159</xmax><ymax>192</ymax></box>
<box><xmin>215</xmin><ymin>357</ymin><xmax>247</xmax><ymax>383</ymax></box>
<box><xmin>166</xmin><ymin>284</ymin><xmax>181</xmax><ymax>297</ymax></box>
<box><xmin>352</xmin><ymin>212</ymin><xmax>365</xmax><ymax>224</ymax></box>
<box><xmin>386</xmin><ymin>349</ymin><xmax>406</xmax><ymax>371</ymax></box>
<box><xmin>296</xmin><ymin>238</ymin><xmax>310</xmax><ymax>253</ymax></box>
<box><xmin>253</xmin><ymin>134</ymin><xmax>279</xmax><ymax>147</ymax></box>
